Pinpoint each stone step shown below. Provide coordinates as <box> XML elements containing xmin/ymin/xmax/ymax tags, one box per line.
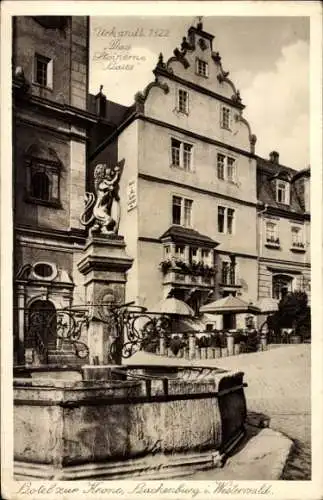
<box><xmin>47</xmin><ymin>352</ymin><xmax>86</xmax><ymax>366</ymax></box>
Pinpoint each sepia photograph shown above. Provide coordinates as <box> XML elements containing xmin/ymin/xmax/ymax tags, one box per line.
<box><xmin>1</xmin><ymin>2</ymin><xmax>322</xmax><ymax>499</ymax></box>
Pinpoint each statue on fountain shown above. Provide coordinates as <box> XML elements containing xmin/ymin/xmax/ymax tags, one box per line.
<box><xmin>80</xmin><ymin>159</ymin><xmax>125</xmax><ymax>236</ymax></box>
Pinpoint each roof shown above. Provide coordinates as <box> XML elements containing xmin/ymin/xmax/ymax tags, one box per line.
<box><xmin>256</xmin><ymin>156</ymin><xmax>307</xmax><ymax>214</ymax></box>
<box><xmin>256</xmin><ymin>156</ymin><xmax>298</xmax><ymax>178</ymax></box>
<box><xmin>87</xmin><ymin>93</ymin><xmax>131</xmax><ymax>126</ymax></box>
<box><xmin>160</xmin><ymin>226</ymin><xmax>219</xmax><ymax>248</ymax></box>
<box><xmin>200</xmin><ymin>296</ymin><xmax>260</xmax><ymax>314</ymax></box>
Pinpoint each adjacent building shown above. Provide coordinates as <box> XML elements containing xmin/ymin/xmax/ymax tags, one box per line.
<box><xmin>12</xmin><ymin>16</ymin><xmax>94</xmax><ymax>362</ymax></box>
<box><xmin>256</xmin><ymin>153</ymin><xmax>310</xmax><ymax>304</ymax></box>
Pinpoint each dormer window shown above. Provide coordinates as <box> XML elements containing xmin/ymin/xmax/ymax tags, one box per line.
<box><xmin>196</xmin><ymin>58</ymin><xmax>209</xmax><ymax>78</ymax></box>
<box><xmin>276</xmin><ymin>180</ymin><xmax>290</xmax><ymax>204</ymax></box>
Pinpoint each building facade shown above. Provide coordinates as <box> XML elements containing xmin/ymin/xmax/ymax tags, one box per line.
<box><xmin>256</xmin><ymin>153</ymin><xmax>311</xmax><ymax>304</ymax></box>
<box><xmin>12</xmin><ymin>16</ymin><xmax>97</xmax><ymax>363</ymax></box>
<box><xmin>13</xmin><ymin>18</ymin><xmax>311</xmax><ymax>363</ymax></box>
<box><xmin>90</xmin><ymin>21</ymin><xmax>262</xmax><ymax>330</ymax></box>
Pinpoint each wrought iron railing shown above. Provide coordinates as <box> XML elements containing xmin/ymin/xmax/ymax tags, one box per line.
<box><xmin>15</xmin><ymin>301</ymin><xmax>268</xmax><ymax>366</ymax></box>
<box><xmin>17</xmin><ymin>306</ymin><xmax>91</xmax><ymax>363</ymax></box>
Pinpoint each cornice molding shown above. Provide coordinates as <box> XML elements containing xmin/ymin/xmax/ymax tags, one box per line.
<box><xmin>14</xmin><ymin>116</ymin><xmax>88</xmax><ymax>142</ymax></box>
<box><xmin>13</xmin><ymin>86</ymin><xmax>103</xmax><ymax>127</ymax></box>
<box><xmin>139</xmin><ymin>115</ymin><xmax>256</xmax><ymax>159</ymax></box>
<box><xmin>259</xmin><ymin>205</ymin><xmax>310</xmax><ymax>221</ymax></box>
<box><xmin>138</xmin><ymin>172</ymin><xmax>258</xmax><ymax>208</ymax></box>
<box><xmin>259</xmin><ymin>257</ymin><xmax>311</xmax><ymax>268</ymax></box>
<box><xmin>15</xmin><ymin>225</ymin><xmax>87</xmax><ymax>244</ymax></box>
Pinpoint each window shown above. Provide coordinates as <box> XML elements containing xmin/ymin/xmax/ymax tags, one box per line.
<box><xmin>164</xmin><ymin>245</ymin><xmax>171</xmax><ymax>258</ymax></box>
<box><xmin>172</xmin><ymin>196</ymin><xmax>182</xmax><ymax>225</ymax></box>
<box><xmin>31</xmin><ymin>171</ymin><xmax>50</xmax><ymax>201</ymax></box>
<box><xmin>272</xmin><ymin>275</ymin><xmax>293</xmax><ymax>300</ymax></box>
<box><xmin>222</xmin><ymin>262</ymin><xmax>229</xmax><ymax>283</ymax></box>
<box><xmin>266</xmin><ymin>222</ymin><xmax>279</xmax><ymax>243</ymax></box>
<box><xmin>266</xmin><ymin>222</ymin><xmax>279</xmax><ymax>246</ymax></box>
<box><xmin>227</xmin><ymin>209</ymin><xmax>235</xmax><ymax>234</ymax></box>
<box><xmin>291</xmin><ymin>226</ymin><xmax>304</xmax><ymax>248</ymax></box>
<box><xmin>172</xmin><ymin>196</ymin><xmax>193</xmax><ymax>227</ymax></box>
<box><xmin>170</xmin><ymin>138</ymin><xmax>193</xmax><ymax>171</ymax></box>
<box><xmin>218</xmin><ymin>206</ymin><xmax>235</xmax><ymax>234</ymax></box>
<box><xmin>276</xmin><ymin>180</ymin><xmax>290</xmax><ymax>204</ymax></box>
<box><xmin>217</xmin><ymin>153</ymin><xmax>236</xmax><ymax>182</ymax></box>
<box><xmin>227</xmin><ymin>158</ymin><xmax>235</xmax><ymax>182</ymax></box>
<box><xmin>221</xmin><ymin>259</ymin><xmax>236</xmax><ymax>285</ymax></box>
<box><xmin>217</xmin><ymin>154</ymin><xmax>225</xmax><ymax>180</ymax></box>
<box><xmin>201</xmin><ymin>249</ymin><xmax>212</xmax><ymax>266</ymax></box>
<box><xmin>25</xmin><ymin>146</ymin><xmax>61</xmax><ymax>207</ymax></box>
<box><xmin>34</xmin><ymin>54</ymin><xmax>53</xmax><ymax>89</ymax></box>
<box><xmin>218</xmin><ymin>206</ymin><xmax>225</xmax><ymax>233</ymax></box>
<box><xmin>32</xmin><ymin>262</ymin><xmax>57</xmax><ymax>280</ymax></box>
<box><xmin>171</xmin><ymin>139</ymin><xmax>181</xmax><ymax>167</ymax></box>
<box><xmin>175</xmin><ymin>245</ymin><xmax>185</xmax><ymax>257</ymax></box>
<box><xmin>196</xmin><ymin>58</ymin><xmax>208</xmax><ymax>77</ymax></box>
<box><xmin>178</xmin><ymin>89</ymin><xmax>189</xmax><ymax>114</ymax></box>
<box><xmin>221</xmin><ymin>106</ymin><xmax>231</xmax><ymax>130</ymax></box>
<box><xmin>189</xmin><ymin>247</ymin><xmax>198</xmax><ymax>264</ymax></box>
<box><xmin>183</xmin><ymin>143</ymin><xmax>192</xmax><ymax>170</ymax></box>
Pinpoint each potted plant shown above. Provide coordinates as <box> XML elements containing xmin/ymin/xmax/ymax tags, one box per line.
<box><xmin>159</xmin><ymin>259</ymin><xmax>172</xmax><ymax>274</ymax></box>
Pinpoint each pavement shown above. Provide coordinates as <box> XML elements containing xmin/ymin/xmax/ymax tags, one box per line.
<box><xmin>189</xmin><ymin>344</ymin><xmax>311</xmax><ymax>480</ymax></box>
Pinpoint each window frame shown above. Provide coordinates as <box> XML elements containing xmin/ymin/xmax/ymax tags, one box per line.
<box><xmin>276</xmin><ymin>179</ymin><xmax>290</xmax><ymax>205</ymax></box>
<box><xmin>220</xmin><ymin>105</ymin><xmax>231</xmax><ymax>130</ymax></box>
<box><xmin>216</xmin><ymin>151</ymin><xmax>237</xmax><ymax>182</ymax></box>
<box><xmin>33</xmin><ymin>53</ymin><xmax>53</xmax><ymax>90</ymax></box>
<box><xmin>218</xmin><ymin>205</ymin><xmax>236</xmax><ymax>235</ymax></box>
<box><xmin>196</xmin><ymin>58</ymin><xmax>209</xmax><ymax>78</ymax></box>
<box><xmin>170</xmin><ymin>137</ymin><xmax>194</xmax><ymax>172</ymax></box>
<box><xmin>291</xmin><ymin>225</ymin><xmax>305</xmax><ymax>249</ymax></box>
<box><xmin>221</xmin><ymin>259</ymin><xmax>236</xmax><ymax>285</ymax></box>
<box><xmin>264</xmin><ymin>220</ymin><xmax>280</xmax><ymax>248</ymax></box>
<box><xmin>177</xmin><ymin>88</ymin><xmax>189</xmax><ymax>114</ymax></box>
<box><xmin>217</xmin><ymin>153</ymin><xmax>225</xmax><ymax>180</ymax></box>
<box><xmin>25</xmin><ymin>158</ymin><xmax>62</xmax><ymax>208</ymax></box>
<box><xmin>171</xmin><ymin>195</ymin><xmax>193</xmax><ymax>228</ymax></box>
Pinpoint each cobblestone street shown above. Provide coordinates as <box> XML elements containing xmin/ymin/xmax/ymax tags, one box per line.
<box><xmin>190</xmin><ymin>344</ymin><xmax>311</xmax><ymax>480</ymax></box>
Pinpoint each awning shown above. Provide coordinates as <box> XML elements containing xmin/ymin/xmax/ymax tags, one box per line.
<box><xmin>200</xmin><ymin>296</ymin><xmax>260</xmax><ymax>314</ymax></box>
<box><xmin>150</xmin><ymin>297</ymin><xmax>194</xmax><ymax>316</ymax></box>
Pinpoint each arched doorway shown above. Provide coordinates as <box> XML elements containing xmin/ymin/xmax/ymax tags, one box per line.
<box><xmin>27</xmin><ymin>300</ymin><xmax>57</xmax><ymax>359</ymax></box>
<box><xmin>272</xmin><ymin>274</ymin><xmax>293</xmax><ymax>300</ymax></box>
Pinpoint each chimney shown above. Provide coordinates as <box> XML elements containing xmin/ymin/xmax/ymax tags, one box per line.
<box><xmin>269</xmin><ymin>151</ymin><xmax>279</xmax><ymax>164</ymax></box>
<box><xmin>95</xmin><ymin>85</ymin><xmax>106</xmax><ymax>118</ymax></box>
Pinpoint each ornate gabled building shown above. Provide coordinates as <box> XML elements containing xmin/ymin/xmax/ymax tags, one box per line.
<box><xmin>89</xmin><ymin>20</ymin><xmax>261</xmax><ymax>329</ymax></box>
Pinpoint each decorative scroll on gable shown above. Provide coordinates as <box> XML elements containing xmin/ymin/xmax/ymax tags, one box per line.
<box><xmin>151</xmin><ymin>20</ymin><xmax>245</xmax><ymax>109</ymax></box>
<box><xmin>134</xmin><ymin>70</ymin><xmax>170</xmax><ymax>113</ymax></box>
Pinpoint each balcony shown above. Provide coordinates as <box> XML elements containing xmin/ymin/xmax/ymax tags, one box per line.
<box><xmin>290</xmin><ymin>242</ymin><xmax>306</xmax><ymax>253</ymax></box>
<box><xmin>160</xmin><ymin>260</ymin><xmax>216</xmax><ymax>288</ymax></box>
<box><xmin>265</xmin><ymin>237</ymin><xmax>280</xmax><ymax>249</ymax></box>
